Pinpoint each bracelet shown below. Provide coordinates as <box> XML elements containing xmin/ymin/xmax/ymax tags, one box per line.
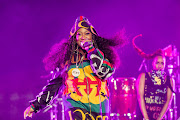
<box><xmin>30</xmin><ymin>104</ymin><xmax>35</xmax><ymax>111</ymax></box>
<box><xmin>143</xmin><ymin>118</ymin><xmax>149</xmax><ymax>120</ymax></box>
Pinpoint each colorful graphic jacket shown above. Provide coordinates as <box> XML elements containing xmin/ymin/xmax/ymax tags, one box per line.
<box><xmin>30</xmin><ymin>46</ymin><xmax>115</xmax><ymax>117</ymax></box>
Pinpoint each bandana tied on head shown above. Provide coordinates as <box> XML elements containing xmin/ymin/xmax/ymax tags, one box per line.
<box><xmin>70</xmin><ymin>16</ymin><xmax>98</xmax><ymax>37</ymax></box>
<box><xmin>132</xmin><ymin>34</ymin><xmax>165</xmax><ymax>60</ymax></box>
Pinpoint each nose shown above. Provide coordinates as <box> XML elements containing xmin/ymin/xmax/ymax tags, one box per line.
<box><xmin>158</xmin><ymin>65</ymin><xmax>162</xmax><ymax>70</ymax></box>
<box><xmin>81</xmin><ymin>34</ymin><xmax>85</xmax><ymax>40</ymax></box>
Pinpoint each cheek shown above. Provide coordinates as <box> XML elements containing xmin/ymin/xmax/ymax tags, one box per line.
<box><xmin>76</xmin><ymin>36</ymin><xmax>80</xmax><ymax>41</ymax></box>
<box><xmin>153</xmin><ymin>63</ymin><xmax>158</xmax><ymax>69</ymax></box>
<box><xmin>154</xmin><ymin>64</ymin><xmax>157</xmax><ymax>68</ymax></box>
<box><xmin>156</xmin><ymin>64</ymin><xmax>159</xmax><ymax>68</ymax></box>
<box><xmin>163</xmin><ymin>64</ymin><xmax>165</xmax><ymax>68</ymax></box>
<box><xmin>88</xmin><ymin>35</ymin><xmax>92</xmax><ymax>39</ymax></box>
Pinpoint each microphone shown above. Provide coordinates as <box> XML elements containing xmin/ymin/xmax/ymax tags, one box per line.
<box><xmin>80</xmin><ymin>41</ymin><xmax>93</xmax><ymax>49</ymax></box>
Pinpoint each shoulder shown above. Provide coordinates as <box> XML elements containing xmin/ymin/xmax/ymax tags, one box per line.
<box><xmin>138</xmin><ymin>72</ymin><xmax>146</xmax><ymax>78</ymax></box>
<box><xmin>137</xmin><ymin>73</ymin><xmax>146</xmax><ymax>83</ymax></box>
<box><xmin>136</xmin><ymin>73</ymin><xmax>146</xmax><ymax>87</ymax></box>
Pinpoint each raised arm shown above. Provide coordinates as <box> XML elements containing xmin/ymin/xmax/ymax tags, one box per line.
<box><xmin>86</xmin><ymin>46</ymin><xmax>115</xmax><ymax>80</ymax></box>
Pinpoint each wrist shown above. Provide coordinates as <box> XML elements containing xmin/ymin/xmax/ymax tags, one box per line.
<box><xmin>143</xmin><ymin>118</ymin><xmax>149</xmax><ymax>120</ymax></box>
<box><xmin>158</xmin><ymin>114</ymin><xmax>162</xmax><ymax>119</ymax></box>
<box><xmin>85</xmin><ymin>45</ymin><xmax>93</xmax><ymax>51</ymax></box>
<box><xmin>30</xmin><ymin>104</ymin><xmax>35</xmax><ymax>111</ymax></box>
<box><xmin>86</xmin><ymin>46</ymin><xmax>95</xmax><ymax>53</ymax></box>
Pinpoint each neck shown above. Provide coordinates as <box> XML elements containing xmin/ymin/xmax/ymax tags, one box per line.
<box><xmin>151</xmin><ymin>69</ymin><xmax>166</xmax><ymax>77</ymax></box>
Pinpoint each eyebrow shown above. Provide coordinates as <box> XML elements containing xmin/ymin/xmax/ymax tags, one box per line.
<box><xmin>156</xmin><ymin>61</ymin><xmax>164</xmax><ymax>63</ymax></box>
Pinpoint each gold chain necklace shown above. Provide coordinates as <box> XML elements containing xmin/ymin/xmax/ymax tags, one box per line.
<box><xmin>72</xmin><ymin>46</ymin><xmax>84</xmax><ymax>77</ymax></box>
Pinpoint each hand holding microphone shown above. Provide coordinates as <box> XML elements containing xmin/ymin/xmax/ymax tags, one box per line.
<box><xmin>80</xmin><ymin>39</ymin><xmax>93</xmax><ymax>50</ymax></box>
